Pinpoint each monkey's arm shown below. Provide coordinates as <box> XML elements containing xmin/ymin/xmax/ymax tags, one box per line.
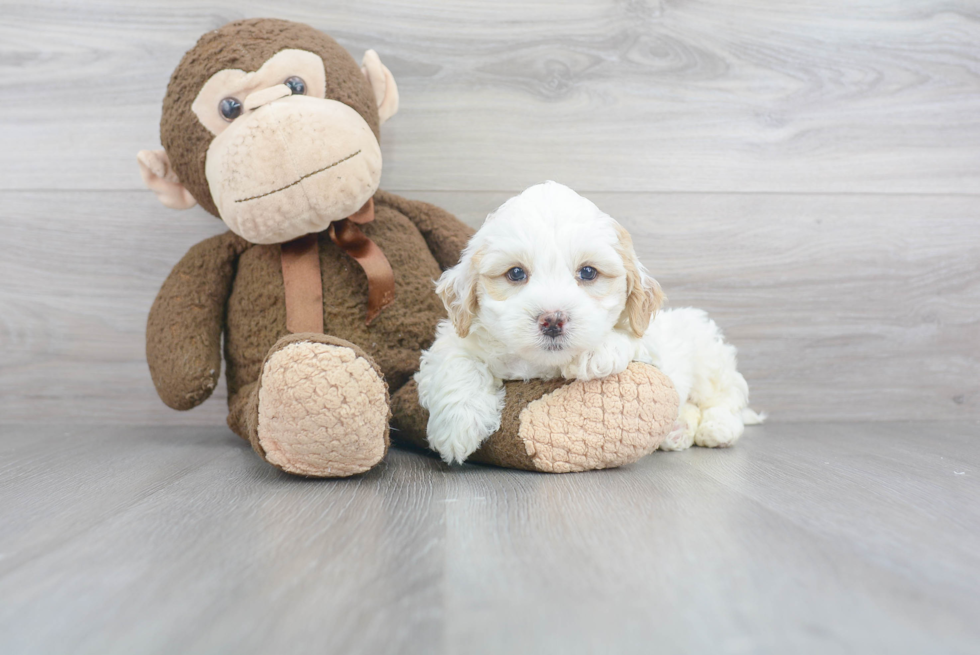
<box><xmin>374</xmin><ymin>190</ymin><xmax>474</xmax><ymax>269</ymax></box>
<box><xmin>147</xmin><ymin>231</ymin><xmax>249</xmax><ymax>410</ymax></box>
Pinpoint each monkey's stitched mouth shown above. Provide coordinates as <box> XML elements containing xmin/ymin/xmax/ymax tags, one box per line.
<box><xmin>234</xmin><ymin>150</ymin><xmax>362</xmax><ymax>203</ymax></box>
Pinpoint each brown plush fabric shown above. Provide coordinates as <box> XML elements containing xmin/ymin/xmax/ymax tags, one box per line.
<box><xmin>146</xmin><ymin>231</ymin><xmax>250</xmax><ymax>409</ymax></box>
<box><xmin>160</xmin><ymin>18</ymin><xmax>381</xmax><ymax>217</ymax></box>
<box><xmin>216</xmin><ymin>191</ymin><xmax>458</xmax><ymax>407</ymax></box>
<box><xmin>327</xmin><ymin>200</ymin><xmax>397</xmax><ymax>324</ymax></box>
<box><xmin>374</xmin><ymin>190</ymin><xmax>476</xmax><ymax>270</ymax></box>
<box><xmin>469</xmin><ymin>378</ymin><xmax>572</xmax><ymax>470</ymax></box>
<box><xmin>149</xmin><ymin>191</ymin><xmax>466</xmax><ymax>442</ymax></box>
<box><xmin>388</xmin><ymin>381</ymin><xmax>429</xmax><ymax>450</ymax></box>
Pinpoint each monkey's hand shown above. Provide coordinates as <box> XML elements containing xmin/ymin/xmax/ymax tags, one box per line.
<box><xmin>147</xmin><ymin>232</ymin><xmax>247</xmax><ymax>410</ymax></box>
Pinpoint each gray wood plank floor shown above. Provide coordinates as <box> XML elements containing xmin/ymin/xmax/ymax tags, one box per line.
<box><xmin>1</xmin><ymin>422</ymin><xmax>978</xmax><ymax>654</ymax></box>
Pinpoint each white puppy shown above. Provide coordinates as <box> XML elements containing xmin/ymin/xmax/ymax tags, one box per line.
<box><xmin>416</xmin><ymin>182</ymin><xmax>763</xmax><ymax>464</ymax></box>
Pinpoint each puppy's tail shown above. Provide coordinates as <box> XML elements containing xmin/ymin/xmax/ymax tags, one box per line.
<box><xmin>741</xmin><ymin>408</ymin><xmax>767</xmax><ymax>425</ymax></box>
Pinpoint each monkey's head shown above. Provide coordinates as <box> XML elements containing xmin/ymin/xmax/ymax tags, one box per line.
<box><xmin>138</xmin><ymin>19</ymin><xmax>399</xmax><ymax>244</ymax></box>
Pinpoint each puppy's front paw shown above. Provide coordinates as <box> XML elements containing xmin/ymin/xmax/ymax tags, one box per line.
<box><xmin>425</xmin><ymin>394</ymin><xmax>504</xmax><ymax>464</ymax></box>
<box><xmin>428</xmin><ymin>415</ymin><xmax>499</xmax><ymax>464</ymax></box>
<box><xmin>561</xmin><ymin>333</ymin><xmax>635</xmax><ymax>381</ymax></box>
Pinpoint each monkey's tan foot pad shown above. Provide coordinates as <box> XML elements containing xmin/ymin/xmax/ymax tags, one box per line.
<box><xmin>254</xmin><ymin>333</ymin><xmax>390</xmax><ymax>477</ymax></box>
<box><xmin>470</xmin><ymin>362</ymin><xmax>679</xmax><ymax>473</ymax></box>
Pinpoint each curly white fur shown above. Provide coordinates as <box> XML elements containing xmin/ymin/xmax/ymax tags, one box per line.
<box><xmin>416</xmin><ymin>181</ymin><xmax>763</xmax><ymax>464</ymax></box>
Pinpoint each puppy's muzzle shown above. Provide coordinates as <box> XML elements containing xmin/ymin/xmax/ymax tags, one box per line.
<box><xmin>538</xmin><ymin>311</ymin><xmax>566</xmax><ymax>338</ymax></box>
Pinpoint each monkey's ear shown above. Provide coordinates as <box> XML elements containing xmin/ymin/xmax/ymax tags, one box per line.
<box><xmin>361</xmin><ymin>50</ymin><xmax>399</xmax><ymax>125</ymax></box>
<box><xmin>137</xmin><ymin>149</ymin><xmax>197</xmax><ymax>210</ymax></box>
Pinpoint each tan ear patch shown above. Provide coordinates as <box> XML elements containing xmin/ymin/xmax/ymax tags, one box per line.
<box><xmin>437</xmin><ymin>250</ymin><xmax>481</xmax><ymax>338</ymax></box>
<box><xmin>614</xmin><ymin>224</ymin><xmax>664</xmax><ymax>338</ymax></box>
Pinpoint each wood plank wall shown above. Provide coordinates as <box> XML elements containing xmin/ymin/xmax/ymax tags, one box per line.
<box><xmin>1</xmin><ymin>0</ymin><xmax>978</xmax><ymax>424</ymax></box>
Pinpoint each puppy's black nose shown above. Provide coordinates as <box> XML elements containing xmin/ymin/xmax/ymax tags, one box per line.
<box><xmin>538</xmin><ymin>311</ymin><xmax>566</xmax><ymax>338</ymax></box>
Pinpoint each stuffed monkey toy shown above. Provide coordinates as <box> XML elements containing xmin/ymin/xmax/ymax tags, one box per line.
<box><xmin>140</xmin><ymin>18</ymin><xmax>678</xmax><ymax>477</ymax></box>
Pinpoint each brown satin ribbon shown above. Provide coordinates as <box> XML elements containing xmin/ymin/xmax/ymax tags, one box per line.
<box><xmin>280</xmin><ymin>233</ymin><xmax>324</xmax><ymax>333</ymax></box>
<box><xmin>280</xmin><ymin>198</ymin><xmax>395</xmax><ymax>332</ymax></box>
<box><xmin>328</xmin><ymin>199</ymin><xmax>395</xmax><ymax>324</ymax></box>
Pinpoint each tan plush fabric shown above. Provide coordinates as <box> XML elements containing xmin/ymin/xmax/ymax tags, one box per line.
<box><xmin>518</xmin><ymin>363</ymin><xmax>679</xmax><ymax>473</ymax></box>
<box><xmin>204</xmin><ymin>96</ymin><xmax>383</xmax><ymax>244</ymax></box>
<box><xmin>146</xmin><ymin>231</ymin><xmax>250</xmax><ymax>410</ymax></box>
<box><xmin>256</xmin><ymin>335</ymin><xmax>389</xmax><ymax>477</ymax></box>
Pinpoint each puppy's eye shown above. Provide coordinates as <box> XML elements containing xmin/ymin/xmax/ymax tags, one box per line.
<box><xmin>219</xmin><ymin>97</ymin><xmax>243</xmax><ymax>121</ymax></box>
<box><xmin>578</xmin><ymin>266</ymin><xmax>598</xmax><ymax>281</ymax></box>
<box><xmin>505</xmin><ymin>267</ymin><xmax>528</xmax><ymax>283</ymax></box>
<box><xmin>284</xmin><ymin>76</ymin><xmax>306</xmax><ymax>95</ymax></box>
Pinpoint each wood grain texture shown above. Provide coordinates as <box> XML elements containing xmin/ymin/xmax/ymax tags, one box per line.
<box><xmin>2</xmin><ymin>190</ymin><xmax>977</xmax><ymax>423</ymax></box>
<box><xmin>1</xmin><ymin>422</ymin><xmax>978</xmax><ymax>654</ymax></box>
<box><xmin>0</xmin><ymin>1</ymin><xmax>978</xmax><ymax>422</ymax></box>
<box><xmin>0</xmin><ymin>1</ymin><xmax>978</xmax><ymax>193</ymax></box>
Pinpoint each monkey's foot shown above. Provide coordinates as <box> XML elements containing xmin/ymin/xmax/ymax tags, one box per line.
<box><xmin>253</xmin><ymin>333</ymin><xmax>390</xmax><ymax>477</ymax></box>
<box><xmin>501</xmin><ymin>363</ymin><xmax>679</xmax><ymax>472</ymax></box>
<box><xmin>390</xmin><ymin>363</ymin><xmax>678</xmax><ymax>473</ymax></box>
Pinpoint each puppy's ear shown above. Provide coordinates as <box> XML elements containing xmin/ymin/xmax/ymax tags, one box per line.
<box><xmin>615</xmin><ymin>226</ymin><xmax>665</xmax><ymax>338</ymax></box>
<box><xmin>436</xmin><ymin>250</ymin><xmax>480</xmax><ymax>338</ymax></box>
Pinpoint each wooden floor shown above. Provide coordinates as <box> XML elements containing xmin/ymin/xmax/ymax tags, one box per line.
<box><xmin>1</xmin><ymin>422</ymin><xmax>977</xmax><ymax>654</ymax></box>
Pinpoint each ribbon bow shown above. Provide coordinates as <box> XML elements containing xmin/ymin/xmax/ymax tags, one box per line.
<box><xmin>281</xmin><ymin>198</ymin><xmax>395</xmax><ymax>332</ymax></box>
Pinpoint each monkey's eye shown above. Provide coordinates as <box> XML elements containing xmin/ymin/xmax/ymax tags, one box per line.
<box><xmin>505</xmin><ymin>267</ymin><xmax>528</xmax><ymax>283</ymax></box>
<box><xmin>219</xmin><ymin>97</ymin><xmax>243</xmax><ymax>121</ymax></box>
<box><xmin>578</xmin><ymin>266</ymin><xmax>598</xmax><ymax>281</ymax></box>
<box><xmin>284</xmin><ymin>76</ymin><xmax>306</xmax><ymax>95</ymax></box>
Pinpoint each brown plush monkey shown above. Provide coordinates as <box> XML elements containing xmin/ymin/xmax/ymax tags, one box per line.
<box><xmin>140</xmin><ymin>18</ymin><xmax>677</xmax><ymax>477</ymax></box>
